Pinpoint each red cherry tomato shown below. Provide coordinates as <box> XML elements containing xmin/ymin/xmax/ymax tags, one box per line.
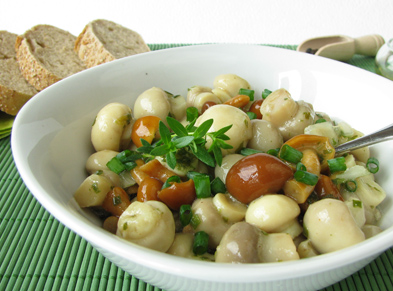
<box><xmin>226</xmin><ymin>153</ymin><xmax>293</xmax><ymax>204</ymax></box>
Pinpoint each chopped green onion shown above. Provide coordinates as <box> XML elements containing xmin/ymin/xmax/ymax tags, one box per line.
<box><xmin>240</xmin><ymin>148</ymin><xmax>263</xmax><ymax>156</ymax></box>
<box><xmin>279</xmin><ymin>144</ymin><xmax>303</xmax><ymax>164</ymax></box>
<box><xmin>345</xmin><ymin>180</ymin><xmax>358</xmax><ymax>192</ymax></box>
<box><xmin>296</xmin><ymin>162</ymin><xmax>307</xmax><ymax>172</ymax></box>
<box><xmin>315</xmin><ymin>118</ymin><xmax>326</xmax><ymax>124</ymax></box>
<box><xmin>327</xmin><ymin>157</ymin><xmax>347</xmax><ymax>173</ymax></box>
<box><xmin>179</xmin><ymin>204</ymin><xmax>193</xmax><ymax>226</ymax></box>
<box><xmin>106</xmin><ymin>157</ymin><xmax>126</xmax><ymax>174</ymax></box>
<box><xmin>262</xmin><ymin>89</ymin><xmax>272</xmax><ymax>99</ymax></box>
<box><xmin>113</xmin><ymin>196</ymin><xmax>122</xmax><ymax>206</ymax></box>
<box><xmin>193</xmin><ymin>174</ymin><xmax>212</xmax><ymax>198</ymax></box>
<box><xmin>210</xmin><ymin>177</ymin><xmax>226</xmax><ymax>194</ymax></box>
<box><xmin>366</xmin><ymin>157</ymin><xmax>379</xmax><ymax>174</ymax></box>
<box><xmin>193</xmin><ymin>231</ymin><xmax>209</xmax><ymax>255</ymax></box>
<box><xmin>239</xmin><ymin>88</ymin><xmax>255</xmax><ymax>101</ymax></box>
<box><xmin>294</xmin><ymin>170</ymin><xmax>319</xmax><ymax>186</ymax></box>
<box><xmin>267</xmin><ymin>148</ymin><xmax>280</xmax><ymax>156</ymax></box>
<box><xmin>162</xmin><ymin>175</ymin><xmax>181</xmax><ymax>189</ymax></box>
<box><xmin>190</xmin><ymin>214</ymin><xmax>201</xmax><ymax>229</ymax></box>
<box><xmin>352</xmin><ymin>199</ymin><xmax>362</xmax><ymax>208</ymax></box>
<box><xmin>246</xmin><ymin>111</ymin><xmax>257</xmax><ymax>120</ymax></box>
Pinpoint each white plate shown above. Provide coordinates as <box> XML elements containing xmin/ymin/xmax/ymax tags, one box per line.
<box><xmin>11</xmin><ymin>44</ymin><xmax>393</xmax><ymax>291</ymax></box>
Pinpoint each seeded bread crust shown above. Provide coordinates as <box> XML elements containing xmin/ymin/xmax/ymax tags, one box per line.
<box><xmin>15</xmin><ymin>25</ymin><xmax>86</xmax><ymax>91</ymax></box>
<box><xmin>0</xmin><ymin>31</ymin><xmax>38</xmax><ymax>115</ymax></box>
<box><xmin>75</xmin><ymin>19</ymin><xmax>150</xmax><ymax>68</ymax></box>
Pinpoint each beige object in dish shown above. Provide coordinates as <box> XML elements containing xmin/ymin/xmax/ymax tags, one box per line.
<box><xmin>0</xmin><ymin>31</ymin><xmax>38</xmax><ymax>115</ymax></box>
<box><xmin>15</xmin><ymin>25</ymin><xmax>86</xmax><ymax>91</ymax></box>
<box><xmin>75</xmin><ymin>19</ymin><xmax>150</xmax><ymax>68</ymax></box>
<box><xmin>297</xmin><ymin>34</ymin><xmax>385</xmax><ymax>61</ymax></box>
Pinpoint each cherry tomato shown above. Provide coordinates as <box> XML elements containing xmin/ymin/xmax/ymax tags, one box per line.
<box><xmin>226</xmin><ymin>153</ymin><xmax>293</xmax><ymax>204</ymax></box>
<box><xmin>248</xmin><ymin>99</ymin><xmax>263</xmax><ymax>119</ymax></box>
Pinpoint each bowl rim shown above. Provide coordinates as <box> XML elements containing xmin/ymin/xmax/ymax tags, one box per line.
<box><xmin>11</xmin><ymin>43</ymin><xmax>393</xmax><ymax>283</ymax></box>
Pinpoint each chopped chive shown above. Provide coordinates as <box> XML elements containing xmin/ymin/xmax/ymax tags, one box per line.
<box><xmin>279</xmin><ymin>144</ymin><xmax>303</xmax><ymax>164</ymax></box>
<box><xmin>352</xmin><ymin>199</ymin><xmax>362</xmax><ymax>208</ymax></box>
<box><xmin>315</xmin><ymin>118</ymin><xmax>326</xmax><ymax>124</ymax></box>
<box><xmin>366</xmin><ymin>157</ymin><xmax>379</xmax><ymax>174</ymax></box>
<box><xmin>296</xmin><ymin>162</ymin><xmax>307</xmax><ymax>172</ymax></box>
<box><xmin>262</xmin><ymin>89</ymin><xmax>272</xmax><ymax>99</ymax></box>
<box><xmin>193</xmin><ymin>174</ymin><xmax>212</xmax><ymax>198</ymax></box>
<box><xmin>193</xmin><ymin>231</ymin><xmax>209</xmax><ymax>255</ymax></box>
<box><xmin>267</xmin><ymin>148</ymin><xmax>280</xmax><ymax>156</ymax></box>
<box><xmin>345</xmin><ymin>180</ymin><xmax>358</xmax><ymax>192</ymax></box>
<box><xmin>246</xmin><ymin>111</ymin><xmax>257</xmax><ymax>120</ymax></box>
<box><xmin>210</xmin><ymin>177</ymin><xmax>226</xmax><ymax>194</ymax></box>
<box><xmin>190</xmin><ymin>214</ymin><xmax>201</xmax><ymax>229</ymax></box>
<box><xmin>240</xmin><ymin>148</ymin><xmax>263</xmax><ymax>156</ymax></box>
<box><xmin>179</xmin><ymin>204</ymin><xmax>193</xmax><ymax>226</ymax></box>
<box><xmin>106</xmin><ymin>157</ymin><xmax>126</xmax><ymax>174</ymax></box>
<box><xmin>239</xmin><ymin>88</ymin><xmax>255</xmax><ymax>101</ymax></box>
<box><xmin>294</xmin><ymin>170</ymin><xmax>319</xmax><ymax>186</ymax></box>
<box><xmin>162</xmin><ymin>175</ymin><xmax>181</xmax><ymax>189</ymax></box>
<box><xmin>327</xmin><ymin>157</ymin><xmax>347</xmax><ymax>173</ymax></box>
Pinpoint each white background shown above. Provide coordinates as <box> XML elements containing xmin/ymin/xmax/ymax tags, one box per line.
<box><xmin>1</xmin><ymin>0</ymin><xmax>392</xmax><ymax>45</ymax></box>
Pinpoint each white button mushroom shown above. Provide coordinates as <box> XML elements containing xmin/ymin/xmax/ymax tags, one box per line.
<box><xmin>215</xmin><ymin>221</ymin><xmax>261</xmax><ymax>263</ymax></box>
<box><xmin>247</xmin><ymin>119</ymin><xmax>283</xmax><ymax>152</ymax></box>
<box><xmin>117</xmin><ymin>200</ymin><xmax>175</xmax><ymax>253</ymax></box>
<box><xmin>195</xmin><ymin>104</ymin><xmax>252</xmax><ymax>155</ymax></box>
<box><xmin>278</xmin><ymin>100</ymin><xmax>315</xmax><ymax>141</ymax></box>
<box><xmin>245</xmin><ymin>194</ymin><xmax>301</xmax><ymax>233</ymax></box>
<box><xmin>91</xmin><ymin>103</ymin><xmax>132</xmax><ymax>151</ymax></box>
<box><xmin>186</xmin><ymin>86</ymin><xmax>221</xmax><ymax>114</ymax></box>
<box><xmin>258</xmin><ymin>232</ymin><xmax>300</xmax><ymax>263</ymax></box>
<box><xmin>303</xmin><ymin>198</ymin><xmax>365</xmax><ymax>254</ymax></box>
<box><xmin>74</xmin><ymin>174</ymin><xmax>113</xmax><ymax>208</ymax></box>
<box><xmin>213</xmin><ymin>193</ymin><xmax>248</xmax><ymax>223</ymax></box>
<box><xmin>133</xmin><ymin>87</ymin><xmax>171</xmax><ymax>123</ymax></box>
<box><xmin>214</xmin><ymin>154</ymin><xmax>244</xmax><ymax>183</ymax></box>
<box><xmin>212</xmin><ymin>74</ymin><xmax>251</xmax><ymax>103</ymax></box>
<box><xmin>86</xmin><ymin>150</ymin><xmax>119</xmax><ymax>173</ymax></box>
<box><xmin>190</xmin><ymin>198</ymin><xmax>232</xmax><ymax>248</ymax></box>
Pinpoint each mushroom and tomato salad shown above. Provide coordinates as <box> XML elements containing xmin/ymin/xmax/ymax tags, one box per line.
<box><xmin>74</xmin><ymin>74</ymin><xmax>385</xmax><ymax>263</ymax></box>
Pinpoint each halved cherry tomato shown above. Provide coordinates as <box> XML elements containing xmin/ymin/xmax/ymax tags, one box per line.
<box><xmin>131</xmin><ymin>116</ymin><xmax>161</xmax><ymax>147</ymax></box>
<box><xmin>158</xmin><ymin>179</ymin><xmax>196</xmax><ymax>210</ymax></box>
<box><xmin>226</xmin><ymin>153</ymin><xmax>293</xmax><ymax>204</ymax></box>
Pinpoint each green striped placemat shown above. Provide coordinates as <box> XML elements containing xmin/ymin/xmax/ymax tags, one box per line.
<box><xmin>1</xmin><ymin>44</ymin><xmax>392</xmax><ymax>291</ymax></box>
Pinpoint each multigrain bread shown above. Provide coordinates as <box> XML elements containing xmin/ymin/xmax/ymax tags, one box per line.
<box><xmin>0</xmin><ymin>31</ymin><xmax>38</xmax><ymax>115</ymax></box>
<box><xmin>15</xmin><ymin>25</ymin><xmax>86</xmax><ymax>91</ymax></box>
<box><xmin>75</xmin><ymin>19</ymin><xmax>150</xmax><ymax>68</ymax></box>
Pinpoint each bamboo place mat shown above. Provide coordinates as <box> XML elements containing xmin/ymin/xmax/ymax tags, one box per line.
<box><xmin>1</xmin><ymin>44</ymin><xmax>393</xmax><ymax>291</ymax></box>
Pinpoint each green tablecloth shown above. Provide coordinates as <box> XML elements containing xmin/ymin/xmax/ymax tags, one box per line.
<box><xmin>1</xmin><ymin>44</ymin><xmax>392</xmax><ymax>291</ymax></box>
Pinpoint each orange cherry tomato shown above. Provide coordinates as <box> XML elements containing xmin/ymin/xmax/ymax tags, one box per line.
<box><xmin>137</xmin><ymin>176</ymin><xmax>163</xmax><ymax>202</ymax></box>
<box><xmin>158</xmin><ymin>179</ymin><xmax>196</xmax><ymax>210</ymax></box>
<box><xmin>226</xmin><ymin>153</ymin><xmax>293</xmax><ymax>204</ymax></box>
<box><xmin>131</xmin><ymin>116</ymin><xmax>161</xmax><ymax>147</ymax></box>
<box><xmin>248</xmin><ymin>99</ymin><xmax>263</xmax><ymax>119</ymax></box>
<box><xmin>102</xmin><ymin>187</ymin><xmax>132</xmax><ymax>217</ymax></box>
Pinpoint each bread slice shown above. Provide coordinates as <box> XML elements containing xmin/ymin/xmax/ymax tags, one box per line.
<box><xmin>0</xmin><ymin>31</ymin><xmax>38</xmax><ymax>115</ymax></box>
<box><xmin>15</xmin><ymin>25</ymin><xmax>86</xmax><ymax>91</ymax></box>
<box><xmin>75</xmin><ymin>19</ymin><xmax>150</xmax><ymax>68</ymax></box>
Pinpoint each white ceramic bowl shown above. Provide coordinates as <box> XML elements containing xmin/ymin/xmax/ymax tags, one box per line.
<box><xmin>11</xmin><ymin>44</ymin><xmax>393</xmax><ymax>291</ymax></box>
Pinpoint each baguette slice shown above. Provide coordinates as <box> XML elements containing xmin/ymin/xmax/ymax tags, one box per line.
<box><xmin>0</xmin><ymin>31</ymin><xmax>38</xmax><ymax>115</ymax></box>
<box><xmin>16</xmin><ymin>25</ymin><xmax>86</xmax><ymax>91</ymax></box>
<box><xmin>75</xmin><ymin>19</ymin><xmax>150</xmax><ymax>68</ymax></box>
